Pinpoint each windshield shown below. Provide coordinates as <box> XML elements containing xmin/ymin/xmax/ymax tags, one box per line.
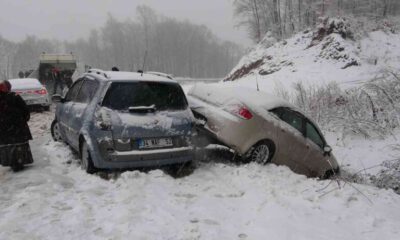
<box><xmin>102</xmin><ymin>81</ymin><xmax>188</xmax><ymax>111</ymax></box>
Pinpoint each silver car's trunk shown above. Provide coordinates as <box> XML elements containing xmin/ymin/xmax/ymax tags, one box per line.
<box><xmin>15</xmin><ymin>87</ymin><xmax>43</xmax><ymax>100</ymax></box>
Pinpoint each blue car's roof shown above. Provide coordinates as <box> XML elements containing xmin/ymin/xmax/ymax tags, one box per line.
<box><xmin>84</xmin><ymin>70</ymin><xmax>177</xmax><ymax>84</ymax></box>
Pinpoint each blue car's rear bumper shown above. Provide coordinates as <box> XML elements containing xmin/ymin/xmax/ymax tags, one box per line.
<box><xmin>93</xmin><ymin>146</ymin><xmax>194</xmax><ymax>169</ymax></box>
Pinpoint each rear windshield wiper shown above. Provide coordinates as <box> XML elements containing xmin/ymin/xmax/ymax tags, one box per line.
<box><xmin>128</xmin><ymin>105</ymin><xmax>156</xmax><ymax>113</ymax></box>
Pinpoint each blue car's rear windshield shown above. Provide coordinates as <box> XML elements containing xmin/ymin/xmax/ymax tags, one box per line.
<box><xmin>102</xmin><ymin>81</ymin><xmax>188</xmax><ymax>111</ymax></box>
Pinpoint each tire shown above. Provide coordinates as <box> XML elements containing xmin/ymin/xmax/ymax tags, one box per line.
<box><xmin>322</xmin><ymin>167</ymin><xmax>340</xmax><ymax>180</ymax></box>
<box><xmin>165</xmin><ymin>161</ymin><xmax>195</xmax><ymax>178</ymax></box>
<box><xmin>51</xmin><ymin>120</ymin><xmax>63</xmax><ymax>142</ymax></box>
<box><xmin>247</xmin><ymin>141</ymin><xmax>274</xmax><ymax>165</ymax></box>
<box><xmin>80</xmin><ymin>141</ymin><xmax>97</xmax><ymax>174</ymax></box>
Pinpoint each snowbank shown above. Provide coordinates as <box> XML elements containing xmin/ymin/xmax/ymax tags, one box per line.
<box><xmin>0</xmin><ymin>112</ymin><xmax>400</xmax><ymax>239</ymax></box>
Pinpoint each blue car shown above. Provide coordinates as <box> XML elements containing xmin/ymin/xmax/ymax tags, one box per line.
<box><xmin>51</xmin><ymin>69</ymin><xmax>195</xmax><ymax>173</ymax></box>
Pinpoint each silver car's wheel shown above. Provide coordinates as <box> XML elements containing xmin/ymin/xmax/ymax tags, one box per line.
<box><xmin>252</xmin><ymin>144</ymin><xmax>270</xmax><ymax>164</ymax></box>
<box><xmin>51</xmin><ymin>120</ymin><xmax>63</xmax><ymax>142</ymax></box>
<box><xmin>81</xmin><ymin>141</ymin><xmax>96</xmax><ymax>174</ymax></box>
<box><xmin>249</xmin><ymin>142</ymin><xmax>274</xmax><ymax>165</ymax></box>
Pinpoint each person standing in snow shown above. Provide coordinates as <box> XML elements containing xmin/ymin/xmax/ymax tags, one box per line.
<box><xmin>0</xmin><ymin>80</ymin><xmax>33</xmax><ymax>172</ymax></box>
<box><xmin>52</xmin><ymin>67</ymin><xmax>64</xmax><ymax>95</ymax></box>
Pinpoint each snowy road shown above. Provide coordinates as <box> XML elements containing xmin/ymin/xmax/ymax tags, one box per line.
<box><xmin>1</xmin><ymin>111</ymin><xmax>400</xmax><ymax>240</ymax></box>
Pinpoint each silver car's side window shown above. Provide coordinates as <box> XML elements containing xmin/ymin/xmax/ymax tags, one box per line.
<box><xmin>271</xmin><ymin>107</ymin><xmax>303</xmax><ymax>133</ymax></box>
<box><xmin>306</xmin><ymin>122</ymin><xmax>324</xmax><ymax>149</ymax></box>
<box><xmin>270</xmin><ymin>108</ymin><xmax>284</xmax><ymax>118</ymax></box>
<box><xmin>280</xmin><ymin>110</ymin><xmax>303</xmax><ymax>133</ymax></box>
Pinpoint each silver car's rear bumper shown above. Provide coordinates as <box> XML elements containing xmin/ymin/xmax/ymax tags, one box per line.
<box><xmin>23</xmin><ymin>96</ymin><xmax>51</xmax><ymax>106</ymax></box>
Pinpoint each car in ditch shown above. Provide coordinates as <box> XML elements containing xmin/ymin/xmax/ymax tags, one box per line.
<box><xmin>187</xmin><ymin>84</ymin><xmax>339</xmax><ymax>179</ymax></box>
<box><xmin>51</xmin><ymin>69</ymin><xmax>195</xmax><ymax>173</ymax></box>
<box><xmin>9</xmin><ymin>78</ymin><xmax>51</xmax><ymax>111</ymax></box>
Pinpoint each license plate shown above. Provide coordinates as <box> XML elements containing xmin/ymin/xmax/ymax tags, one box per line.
<box><xmin>138</xmin><ymin>138</ymin><xmax>173</xmax><ymax>149</ymax></box>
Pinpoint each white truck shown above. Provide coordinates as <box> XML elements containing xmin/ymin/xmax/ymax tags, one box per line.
<box><xmin>29</xmin><ymin>53</ymin><xmax>78</xmax><ymax>95</ymax></box>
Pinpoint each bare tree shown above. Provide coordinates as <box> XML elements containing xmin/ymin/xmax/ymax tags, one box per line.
<box><xmin>233</xmin><ymin>0</ymin><xmax>400</xmax><ymax>43</ymax></box>
<box><xmin>63</xmin><ymin>7</ymin><xmax>243</xmax><ymax>78</ymax></box>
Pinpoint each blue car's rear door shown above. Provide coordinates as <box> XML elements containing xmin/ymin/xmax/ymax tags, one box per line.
<box><xmin>68</xmin><ymin>78</ymin><xmax>100</xmax><ymax>149</ymax></box>
<box><xmin>58</xmin><ymin>79</ymin><xmax>84</xmax><ymax>145</ymax></box>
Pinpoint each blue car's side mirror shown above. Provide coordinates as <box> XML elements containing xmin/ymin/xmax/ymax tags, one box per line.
<box><xmin>52</xmin><ymin>94</ymin><xmax>64</xmax><ymax>103</ymax></box>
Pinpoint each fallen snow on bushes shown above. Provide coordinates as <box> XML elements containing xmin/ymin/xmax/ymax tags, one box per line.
<box><xmin>327</xmin><ymin>131</ymin><xmax>400</xmax><ymax>176</ymax></box>
<box><xmin>1</xmin><ymin>112</ymin><xmax>400</xmax><ymax>239</ymax></box>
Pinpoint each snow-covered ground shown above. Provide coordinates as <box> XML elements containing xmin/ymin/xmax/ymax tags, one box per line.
<box><xmin>1</xmin><ymin>108</ymin><xmax>400</xmax><ymax>239</ymax></box>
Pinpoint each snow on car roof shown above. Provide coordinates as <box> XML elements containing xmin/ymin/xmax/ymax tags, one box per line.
<box><xmin>8</xmin><ymin>78</ymin><xmax>43</xmax><ymax>90</ymax></box>
<box><xmin>188</xmin><ymin>83</ymin><xmax>295</xmax><ymax>110</ymax></box>
<box><xmin>145</xmin><ymin>71</ymin><xmax>173</xmax><ymax>79</ymax></box>
<box><xmin>86</xmin><ymin>70</ymin><xmax>176</xmax><ymax>83</ymax></box>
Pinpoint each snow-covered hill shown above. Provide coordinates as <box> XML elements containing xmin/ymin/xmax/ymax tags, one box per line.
<box><xmin>225</xmin><ymin>18</ymin><xmax>400</xmax><ymax>93</ymax></box>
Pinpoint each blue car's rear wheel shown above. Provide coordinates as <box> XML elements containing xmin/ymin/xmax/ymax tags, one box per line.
<box><xmin>80</xmin><ymin>141</ymin><xmax>97</xmax><ymax>174</ymax></box>
<box><xmin>51</xmin><ymin>120</ymin><xmax>63</xmax><ymax>142</ymax></box>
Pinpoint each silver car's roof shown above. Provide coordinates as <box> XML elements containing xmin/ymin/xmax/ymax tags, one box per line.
<box><xmin>9</xmin><ymin>78</ymin><xmax>43</xmax><ymax>90</ymax></box>
<box><xmin>188</xmin><ymin>83</ymin><xmax>295</xmax><ymax>111</ymax></box>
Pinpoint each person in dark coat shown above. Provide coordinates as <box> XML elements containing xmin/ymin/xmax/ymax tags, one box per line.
<box><xmin>52</xmin><ymin>67</ymin><xmax>64</xmax><ymax>95</ymax></box>
<box><xmin>18</xmin><ymin>71</ymin><xmax>25</xmax><ymax>78</ymax></box>
<box><xmin>0</xmin><ymin>80</ymin><xmax>33</xmax><ymax>171</ymax></box>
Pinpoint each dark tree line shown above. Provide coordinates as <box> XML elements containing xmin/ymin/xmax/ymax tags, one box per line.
<box><xmin>1</xmin><ymin>6</ymin><xmax>243</xmax><ymax>79</ymax></box>
<box><xmin>234</xmin><ymin>0</ymin><xmax>400</xmax><ymax>42</ymax></box>
<box><xmin>0</xmin><ymin>36</ymin><xmax>16</xmax><ymax>79</ymax></box>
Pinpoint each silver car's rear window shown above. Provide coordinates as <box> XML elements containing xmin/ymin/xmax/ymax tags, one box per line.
<box><xmin>102</xmin><ymin>82</ymin><xmax>188</xmax><ymax>111</ymax></box>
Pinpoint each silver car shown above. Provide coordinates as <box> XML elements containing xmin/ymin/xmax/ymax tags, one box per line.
<box><xmin>9</xmin><ymin>78</ymin><xmax>51</xmax><ymax>110</ymax></box>
<box><xmin>188</xmin><ymin>84</ymin><xmax>339</xmax><ymax>178</ymax></box>
<box><xmin>51</xmin><ymin>69</ymin><xmax>195</xmax><ymax>173</ymax></box>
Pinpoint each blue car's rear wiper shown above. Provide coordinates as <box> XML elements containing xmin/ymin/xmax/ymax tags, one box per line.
<box><xmin>128</xmin><ymin>105</ymin><xmax>156</xmax><ymax>113</ymax></box>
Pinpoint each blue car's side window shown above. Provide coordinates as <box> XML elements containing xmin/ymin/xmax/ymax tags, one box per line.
<box><xmin>65</xmin><ymin>80</ymin><xmax>84</xmax><ymax>102</ymax></box>
<box><xmin>76</xmin><ymin>80</ymin><xmax>99</xmax><ymax>104</ymax></box>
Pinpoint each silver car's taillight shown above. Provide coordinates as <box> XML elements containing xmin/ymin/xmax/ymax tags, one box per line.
<box><xmin>34</xmin><ymin>88</ymin><xmax>47</xmax><ymax>95</ymax></box>
<box><xmin>226</xmin><ymin>104</ymin><xmax>253</xmax><ymax>120</ymax></box>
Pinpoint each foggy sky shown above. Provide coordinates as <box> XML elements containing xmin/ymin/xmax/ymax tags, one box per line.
<box><xmin>0</xmin><ymin>0</ymin><xmax>250</xmax><ymax>46</ymax></box>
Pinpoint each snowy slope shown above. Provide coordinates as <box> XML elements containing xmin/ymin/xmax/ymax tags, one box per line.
<box><xmin>225</xmin><ymin>20</ymin><xmax>400</xmax><ymax>94</ymax></box>
<box><xmin>1</xmin><ymin>109</ymin><xmax>400</xmax><ymax>240</ymax></box>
